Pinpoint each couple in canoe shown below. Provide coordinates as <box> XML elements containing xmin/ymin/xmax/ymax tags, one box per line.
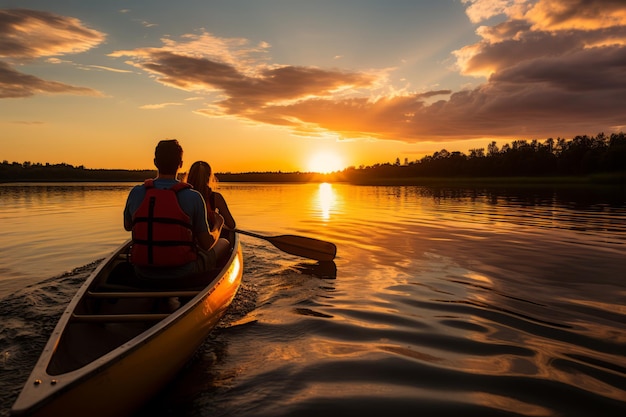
<box><xmin>123</xmin><ymin>139</ymin><xmax>236</xmax><ymax>280</ymax></box>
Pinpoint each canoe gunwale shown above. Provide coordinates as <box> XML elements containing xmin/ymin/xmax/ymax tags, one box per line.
<box><xmin>11</xmin><ymin>232</ymin><xmax>243</xmax><ymax>417</ymax></box>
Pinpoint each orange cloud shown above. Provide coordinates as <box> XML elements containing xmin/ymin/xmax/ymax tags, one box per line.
<box><xmin>526</xmin><ymin>0</ymin><xmax>626</xmax><ymax>31</ymax></box>
<box><xmin>0</xmin><ymin>9</ymin><xmax>104</xmax><ymax>59</ymax></box>
<box><xmin>462</xmin><ymin>0</ymin><xmax>526</xmax><ymax>24</ymax></box>
<box><xmin>0</xmin><ymin>9</ymin><xmax>104</xmax><ymax>98</ymax></box>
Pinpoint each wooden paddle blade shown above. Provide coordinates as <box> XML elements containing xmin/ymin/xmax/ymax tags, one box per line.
<box><xmin>267</xmin><ymin>235</ymin><xmax>337</xmax><ymax>261</ymax></box>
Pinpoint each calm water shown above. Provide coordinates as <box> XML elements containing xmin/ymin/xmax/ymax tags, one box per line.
<box><xmin>1</xmin><ymin>182</ymin><xmax>625</xmax><ymax>416</ymax></box>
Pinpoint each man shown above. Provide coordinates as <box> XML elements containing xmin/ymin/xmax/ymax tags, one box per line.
<box><xmin>123</xmin><ymin>139</ymin><xmax>227</xmax><ymax>279</ymax></box>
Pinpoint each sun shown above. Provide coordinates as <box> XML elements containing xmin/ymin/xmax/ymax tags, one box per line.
<box><xmin>307</xmin><ymin>151</ymin><xmax>345</xmax><ymax>174</ymax></box>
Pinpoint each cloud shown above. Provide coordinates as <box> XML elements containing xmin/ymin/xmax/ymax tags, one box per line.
<box><xmin>0</xmin><ymin>9</ymin><xmax>104</xmax><ymax>98</ymax></box>
<box><xmin>442</xmin><ymin>0</ymin><xmax>626</xmax><ymax>137</ymax></box>
<box><xmin>140</xmin><ymin>102</ymin><xmax>183</xmax><ymax>110</ymax></box>
<box><xmin>111</xmin><ymin>33</ymin><xmax>377</xmax><ymax>104</ymax></box>
<box><xmin>86</xmin><ymin>65</ymin><xmax>133</xmax><ymax>73</ymax></box>
<box><xmin>461</xmin><ymin>0</ymin><xmax>524</xmax><ymax>24</ymax></box>
<box><xmin>0</xmin><ymin>9</ymin><xmax>105</xmax><ymax>60</ymax></box>
<box><xmin>112</xmin><ymin>1</ymin><xmax>626</xmax><ymax>143</ymax></box>
<box><xmin>112</xmin><ymin>32</ymin><xmax>273</xmax><ymax>77</ymax></box>
<box><xmin>526</xmin><ymin>0</ymin><xmax>626</xmax><ymax>31</ymax></box>
<box><xmin>0</xmin><ymin>61</ymin><xmax>100</xmax><ymax>98</ymax></box>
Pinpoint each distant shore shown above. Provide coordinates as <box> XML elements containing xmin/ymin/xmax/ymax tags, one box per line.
<box><xmin>3</xmin><ymin>132</ymin><xmax>625</xmax><ymax>187</ymax></box>
<box><xmin>2</xmin><ymin>172</ymin><xmax>624</xmax><ymax>188</ymax></box>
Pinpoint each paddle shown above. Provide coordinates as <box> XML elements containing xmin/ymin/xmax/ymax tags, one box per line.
<box><xmin>235</xmin><ymin>229</ymin><xmax>337</xmax><ymax>261</ymax></box>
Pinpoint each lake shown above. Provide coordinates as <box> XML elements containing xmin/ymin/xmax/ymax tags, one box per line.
<box><xmin>1</xmin><ymin>182</ymin><xmax>625</xmax><ymax>416</ymax></box>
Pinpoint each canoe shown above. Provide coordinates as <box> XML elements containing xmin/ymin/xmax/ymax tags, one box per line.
<box><xmin>11</xmin><ymin>231</ymin><xmax>243</xmax><ymax>417</ymax></box>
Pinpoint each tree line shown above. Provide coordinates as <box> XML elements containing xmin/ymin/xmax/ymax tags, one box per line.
<box><xmin>342</xmin><ymin>132</ymin><xmax>625</xmax><ymax>184</ymax></box>
<box><xmin>0</xmin><ymin>161</ymin><xmax>156</xmax><ymax>182</ymax></box>
<box><xmin>2</xmin><ymin>133</ymin><xmax>624</xmax><ymax>184</ymax></box>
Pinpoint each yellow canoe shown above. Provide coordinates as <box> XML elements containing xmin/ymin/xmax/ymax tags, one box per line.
<box><xmin>11</xmin><ymin>231</ymin><xmax>243</xmax><ymax>417</ymax></box>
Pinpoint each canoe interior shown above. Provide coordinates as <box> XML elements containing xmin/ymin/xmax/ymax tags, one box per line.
<box><xmin>46</xmin><ymin>234</ymin><xmax>237</xmax><ymax>376</ymax></box>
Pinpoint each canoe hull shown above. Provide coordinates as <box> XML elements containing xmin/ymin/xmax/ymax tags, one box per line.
<box><xmin>11</xmin><ymin>234</ymin><xmax>243</xmax><ymax>417</ymax></box>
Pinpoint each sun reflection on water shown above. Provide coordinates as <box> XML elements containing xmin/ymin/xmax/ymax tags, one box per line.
<box><xmin>315</xmin><ymin>183</ymin><xmax>336</xmax><ymax>220</ymax></box>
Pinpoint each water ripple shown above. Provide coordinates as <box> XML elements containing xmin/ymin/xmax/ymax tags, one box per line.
<box><xmin>2</xmin><ymin>183</ymin><xmax>624</xmax><ymax>417</ymax></box>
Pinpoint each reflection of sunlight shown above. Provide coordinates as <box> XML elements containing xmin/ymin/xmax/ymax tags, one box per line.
<box><xmin>464</xmin><ymin>272</ymin><xmax>493</xmax><ymax>284</ymax></box>
<box><xmin>317</xmin><ymin>183</ymin><xmax>336</xmax><ymax>220</ymax></box>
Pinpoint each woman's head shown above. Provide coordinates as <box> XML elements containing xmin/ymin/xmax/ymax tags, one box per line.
<box><xmin>186</xmin><ymin>161</ymin><xmax>215</xmax><ymax>198</ymax></box>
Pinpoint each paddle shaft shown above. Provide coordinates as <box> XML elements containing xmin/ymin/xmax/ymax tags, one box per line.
<box><xmin>235</xmin><ymin>229</ymin><xmax>336</xmax><ymax>261</ymax></box>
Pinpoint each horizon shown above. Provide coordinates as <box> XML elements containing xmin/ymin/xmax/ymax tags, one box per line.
<box><xmin>1</xmin><ymin>1</ymin><xmax>625</xmax><ymax>174</ymax></box>
<box><xmin>4</xmin><ymin>131</ymin><xmax>622</xmax><ymax>176</ymax></box>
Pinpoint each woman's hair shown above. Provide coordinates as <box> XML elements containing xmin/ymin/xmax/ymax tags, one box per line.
<box><xmin>186</xmin><ymin>161</ymin><xmax>216</xmax><ymax>203</ymax></box>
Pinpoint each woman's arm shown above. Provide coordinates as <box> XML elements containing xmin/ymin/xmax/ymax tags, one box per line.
<box><xmin>215</xmin><ymin>192</ymin><xmax>236</xmax><ymax>229</ymax></box>
<box><xmin>197</xmin><ymin>213</ymin><xmax>224</xmax><ymax>250</ymax></box>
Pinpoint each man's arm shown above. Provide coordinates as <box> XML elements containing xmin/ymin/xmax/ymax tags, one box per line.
<box><xmin>123</xmin><ymin>187</ymin><xmax>140</xmax><ymax>231</ymax></box>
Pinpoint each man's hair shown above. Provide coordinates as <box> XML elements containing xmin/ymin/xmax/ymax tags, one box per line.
<box><xmin>154</xmin><ymin>139</ymin><xmax>183</xmax><ymax>175</ymax></box>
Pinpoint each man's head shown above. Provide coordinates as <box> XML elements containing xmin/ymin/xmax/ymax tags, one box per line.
<box><xmin>154</xmin><ymin>139</ymin><xmax>183</xmax><ymax>175</ymax></box>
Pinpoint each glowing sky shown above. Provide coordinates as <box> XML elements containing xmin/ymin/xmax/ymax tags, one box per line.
<box><xmin>1</xmin><ymin>0</ymin><xmax>625</xmax><ymax>173</ymax></box>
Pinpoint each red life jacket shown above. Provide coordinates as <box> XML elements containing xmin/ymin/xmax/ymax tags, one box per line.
<box><xmin>130</xmin><ymin>179</ymin><xmax>197</xmax><ymax>267</ymax></box>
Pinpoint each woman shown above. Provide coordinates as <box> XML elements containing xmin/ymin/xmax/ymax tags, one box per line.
<box><xmin>186</xmin><ymin>161</ymin><xmax>237</xmax><ymax>230</ymax></box>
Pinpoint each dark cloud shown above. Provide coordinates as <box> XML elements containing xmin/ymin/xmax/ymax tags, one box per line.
<box><xmin>444</xmin><ymin>0</ymin><xmax>626</xmax><ymax>138</ymax></box>
<box><xmin>0</xmin><ymin>9</ymin><xmax>104</xmax><ymax>98</ymax></box>
<box><xmin>0</xmin><ymin>61</ymin><xmax>99</xmax><ymax>98</ymax></box>
<box><xmin>490</xmin><ymin>44</ymin><xmax>626</xmax><ymax>92</ymax></box>
<box><xmin>114</xmin><ymin>1</ymin><xmax>626</xmax><ymax>142</ymax></box>
<box><xmin>113</xmin><ymin>46</ymin><xmax>377</xmax><ymax>119</ymax></box>
<box><xmin>117</xmin><ymin>50</ymin><xmax>375</xmax><ymax>101</ymax></box>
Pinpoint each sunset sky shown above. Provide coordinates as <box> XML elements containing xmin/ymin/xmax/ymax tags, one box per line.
<box><xmin>1</xmin><ymin>0</ymin><xmax>625</xmax><ymax>173</ymax></box>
